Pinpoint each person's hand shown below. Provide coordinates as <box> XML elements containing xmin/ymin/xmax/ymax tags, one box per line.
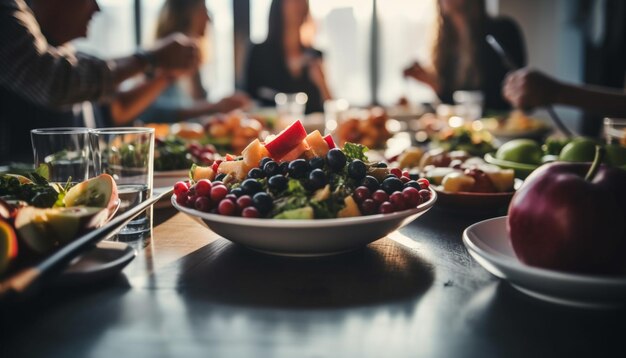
<box><xmin>149</xmin><ymin>33</ymin><xmax>200</xmax><ymax>72</ymax></box>
<box><xmin>403</xmin><ymin>61</ymin><xmax>430</xmax><ymax>83</ymax></box>
<box><xmin>503</xmin><ymin>68</ymin><xmax>561</xmax><ymax>110</ymax></box>
<box><xmin>213</xmin><ymin>93</ymin><xmax>250</xmax><ymax>113</ymax></box>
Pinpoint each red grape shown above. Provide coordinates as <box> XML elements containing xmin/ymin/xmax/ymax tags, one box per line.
<box><xmin>372</xmin><ymin>190</ymin><xmax>388</xmax><ymax>205</ymax></box>
<box><xmin>400</xmin><ymin>176</ymin><xmax>410</xmax><ymax>184</ymax></box>
<box><xmin>186</xmin><ymin>193</ymin><xmax>198</xmax><ymax>208</ymax></box>
<box><xmin>419</xmin><ymin>189</ymin><xmax>431</xmax><ymax>202</ymax></box>
<box><xmin>175</xmin><ymin>193</ymin><xmax>188</xmax><ymax>206</ymax></box>
<box><xmin>174</xmin><ymin>181</ymin><xmax>189</xmax><ymax>197</ymax></box>
<box><xmin>218</xmin><ymin>199</ymin><xmax>236</xmax><ymax>215</ymax></box>
<box><xmin>389</xmin><ymin>192</ymin><xmax>406</xmax><ymax>211</ymax></box>
<box><xmin>390</xmin><ymin>168</ymin><xmax>402</xmax><ymax>178</ymax></box>
<box><xmin>224</xmin><ymin>193</ymin><xmax>238</xmax><ymax>203</ymax></box>
<box><xmin>353</xmin><ymin>186</ymin><xmax>371</xmax><ymax>203</ymax></box>
<box><xmin>242</xmin><ymin>206</ymin><xmax>260</xmax><ymax>218</ymax></box>
<box><xmin>360</xmin><ymin>198</ymin><xmax>376</xmax><ymax>215</ymax></box>
<box><xmin>195</xmin><ymin>179</ymin><xmax>212</xmax><ymax>197</ymax></box>
<box><xmin>236</xmin><ymin>195</ymin><xmax>253</xmax><ymax>209</ymax></box>
<box><xmin>417</xmin><ymin>178</ymin><xmax>430</xmax><ymax>189</ymax></box>
<box><xmin>402</xmin><ymin>187</ymin><xmax>420</xmax><ymax>207</ymax></box>
<box><xmin>402</xmin><ymin>171</ymin><xmax>410</xmax><ymax>178</ymax></box>
<box><xmin>194</xmin><ymin>196</ymin><xmax>211</xmax><ymax>212</ymax></box>
<box><xmin>199</xmin><ymin>152</ymin><xmax>213</xmax><ymax>164</ymax></box>
<box><xmin>379</xmin><ymin>201</ymin><xmax>395</xmax><ymax>214</ymax></box>
<box><xmin>210</xmin><ymin>185</ymin><xmax>228</xmax><ymax>202</ymax></box>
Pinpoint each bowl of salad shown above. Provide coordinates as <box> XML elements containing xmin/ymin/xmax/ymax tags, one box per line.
<box><xmin>171</xmin><ymin>120</ymin><xmax>437</xmax><ymax>257</ymax></box>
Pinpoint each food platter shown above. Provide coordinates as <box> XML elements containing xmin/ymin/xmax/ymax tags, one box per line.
<box><xmin>172</xmin><ymin>189</ymin><xmax>436</xmax><ymax>257</ymax></box>
<box><xmin>463</xmin><ymin>216</ymin><xmax>626</xmax><ymax>308</ymax></box>
<box><xmin>434</xmin><ymin>178</ymin><xmax>523</xmax><ymax>213</ymax></box>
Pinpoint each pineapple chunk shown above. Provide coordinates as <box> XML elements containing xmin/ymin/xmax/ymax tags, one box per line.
<box><xmin>338</xmin><ymin>196</ymin><xmax>361</xmax><ymax>218</ymax></box>
<box><xmin>441</xmin><ymin>172</ymin><xmax>476</xmax><ymax>193</ymax></box>
<box><xmin>192</xmin><ymin>166</ymin><xmax>215</xmax><ymax>181</ymax></box>
<box><xmin>217</xmin><ymin>160</ymin><xmax>247</xmax><ymax>181</ymax></box>
<box><xmin>241</xmin><ymin>139</ymin><xmax>269</xmax><ymax>172</ymax></box>
<box><xmin>312</xmin><ymin>185</ymin><xmax>331</xmax><ymax>202</ymax></box>
<box><xmin>484</xmin><ymin>169</ymin><xmax>515</xmax><ymax>192</ymax></box>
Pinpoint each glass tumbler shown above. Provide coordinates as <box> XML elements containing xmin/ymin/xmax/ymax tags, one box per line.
<box><xmin>30</xmin><ymin>127</ymin><xmax>91</xmax><ymax>184</ymax></box>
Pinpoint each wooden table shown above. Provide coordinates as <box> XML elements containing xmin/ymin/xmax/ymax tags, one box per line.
<box><xmin>1</xmin><ymin>206</ymin><xmax>625</xmax><ymax>357</ymax></box>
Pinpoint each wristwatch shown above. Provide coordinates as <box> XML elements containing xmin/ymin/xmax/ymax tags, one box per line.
<box><xmin>133</xmin><ymin>49</ymin><xmax>157</xmax><ymax>78</ymax></box>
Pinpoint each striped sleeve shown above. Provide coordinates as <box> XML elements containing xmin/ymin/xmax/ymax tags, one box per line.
<box><xmin>0</xmin><ymin>0</ymin><xmax>115</xmax><ymax>108</ymax></box>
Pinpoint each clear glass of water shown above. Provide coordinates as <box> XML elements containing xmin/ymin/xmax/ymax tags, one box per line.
<box><xmin>604</xmin><ymin>118</ymin><xmax>626</xmax><ymax>146</ymax></box>
<box><xmin>90</xmin><ymin>127</ymin><xmax>155</xmax><ymax>241</ymax></box>
<box><xmin>30</xmin><ymin>127</ymin><xmax>91</xmax><ymax>184</ymax></box>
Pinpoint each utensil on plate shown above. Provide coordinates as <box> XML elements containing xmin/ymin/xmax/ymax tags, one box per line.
<box><xmin>0</xmin><ymin>188</ymin><xmax>172</xmax><ymax>301</ymax></box>
<box><xmin>485</xmin><ymin>35</ymin><xmax>574</xmax><ymax>138</ymax></box>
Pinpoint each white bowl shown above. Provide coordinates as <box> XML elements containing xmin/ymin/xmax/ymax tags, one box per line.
<box><xmin>463</xmin><ymin>216</ymin><xmax>626</xmax><ymax>308</ymax></box>
<box><xmin>172</xmin><ymin>189</ymin><xmax>437</xmax><ymax>257</ymax></box>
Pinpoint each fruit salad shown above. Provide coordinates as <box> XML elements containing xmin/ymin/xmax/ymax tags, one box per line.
<box><xmin>174</xmin><ymin>120</ymin><xmax>433</xmax><ymax>219</ymax></box>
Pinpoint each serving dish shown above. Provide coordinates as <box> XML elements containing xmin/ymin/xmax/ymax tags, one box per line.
<box><xmin>172</xmin><ymin>188</ymin><xmax>437</xmax><ymax>257</ymax></box>
<box><xmin>435</xmin><ymin>178</ymin><xmax>522</xmax><ymax>213</ymax></box>
<box><xmin>463</xmin><ymin>216</ymin><xmax>626</xmax><ymax>308</ymax></box>
<box><xmin>484</xmin><ymin>153</ymin><xmax>539</xmax><ymax>179</ymax></box>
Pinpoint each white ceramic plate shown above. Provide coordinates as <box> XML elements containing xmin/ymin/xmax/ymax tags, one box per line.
<box><xmin>55</xmin><ymin>241</ymin><xmax>136</xmax><ymax>286</ymax></box>
<box><xmin>463</xmin><ymin>216</ymin><xmax>626</xmax><ymax>308</ymax></box>
<box><xmin>172</xmin><ymin>189</ymin><xmax>437</xmax><ymax>257</ymax></box>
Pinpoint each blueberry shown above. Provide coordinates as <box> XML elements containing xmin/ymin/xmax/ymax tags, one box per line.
<box><xmin>288</xmin><ymin>159</ymin><xmax>310</xmax><ymax>179</ymax></box>
<box><xmin>279</xmin><ymin>161</ymin><xmax>289</xmax><ymax>174</ymax></box>
<box><xmin>326</xmin><ymin>148</ymin><xmax>347</xmax><ymax>171</ymax></box>
<box><xmin>247</xmin><ymin>168</ymin><xmax>264</xmax><ymax>179</ymax></box>
<box><xmin>268</xmin><ymin>174</ymin><xmax>288</xmax><ymax>192</ymax></box>
<box><xmin>215</xmin><ymin>173</ymin><xmax>226</xmax><ymax>182</ymax></box>
<box><xmin>259</xmin><ymin>157</ymin><xmax>272</xmax><ymax>169</ymax></box>
<box><xmin>381</xmin><ymin>177</ymin><xmax>404</xmax><ymax>194</ymax></box>
<box><xmin>230</xmin><ymin>187</ymin><xmax>244</xmax><ymax>197</ymax></box>
<box><xmin>347</xmin><ymin>159</ymin><xmax>367</xmax><ymax>180</ymax></box>
<box><xmin>263</xmin><ymin>160</ymin><xmax>280</xmax><ymax>177</ymax></box>
<box><xmin>308</xmin><ymin>169</ymin><xmax>327</xmax><ymax>190</ymax></box>
<box><xmin>309</xmin><ymin>156</ymin><xmax>325</xmax><ymax>170</ymax></box>
<box><xmin>404</xmin><ymin>180</ymin><xmax>421</xmax><ymax>190</ymax></box>
<box><xmin>371</xmin><ymin>162</ymin><xmax>388</xmax><ymax>168</ymax></box>
<box><xmin>384</xmin><ymin>174</ymin><xmax>397</xmax><ymax>180</ymax></box>
<box><xmin>360</xmin><ymin>175</ymin><xmax>380</xmax><ymax>192</ymax></box>
<box><xmin>241</xmin><ymin>178</ymin><xmax>263</xmax><ymax>195</ymax></box>
<box><xmin>253</xmin><ymin>192</ymin><xmax>273</xmax><ymax>215</ymax></box>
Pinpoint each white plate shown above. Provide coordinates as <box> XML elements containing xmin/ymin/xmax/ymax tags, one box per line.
<box><xmin>463</xmin><ymin>216</ymin><xmax>626</xmax><ymax>308</ymax></box>
<box><xmin>172</xmin><ymin>189</ymin><xmax>437</xmax><ymax>257</ymax></box>
<box><xmin>55</xmin><ymin>241</ymin><xmax>136</xmax><ymax>286</ymax></box>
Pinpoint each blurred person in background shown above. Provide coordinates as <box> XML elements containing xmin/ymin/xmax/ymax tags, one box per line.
<box><xmin>138</xmin><ymin>0</ymin><xmax>250</xmax><ymax>124</ymax></box>
<box><xmin>243</xmin><ymin>0</ymin><xmax>332</xmax><ymax>114</ymax></box>
<box><xmin>403</xmin><ymin>0</ymin><xmax>526</xmax><ymax>112</ymax></box>
<box><xmin>0</xmin><ymin>0</ymin><xmax>199</xmax><ymax>164</ymax></box>
<box><xmin>503</xmin><ymin>67</ymin><xmax>626</xmax><ymax>118</ymax></box>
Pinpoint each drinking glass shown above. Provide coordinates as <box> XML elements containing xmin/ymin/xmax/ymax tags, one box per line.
<box><xmin>90</xmin><ymin>127</ymin><xmax>155</xmax><ymax>240</ymax></box>
<box><xmin>30</xmin><ymin>127</ymin><xmax>91</xmax><ymax>184</ymax></box>
<box><xmin>604</xmin><ymin>118</ymin><xmax>626</xmax><ymax>146</ymax></box>
<box><xmin>275</xmin><ymin>92</ymin><xmax>308</xmax><ymax>130</ymax></box>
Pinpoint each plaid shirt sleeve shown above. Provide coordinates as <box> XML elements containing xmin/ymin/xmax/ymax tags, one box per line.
<box><xmin>0</xmin><ymin>0</ymin><xmax>116</xmax><ymax>108</ymax></box>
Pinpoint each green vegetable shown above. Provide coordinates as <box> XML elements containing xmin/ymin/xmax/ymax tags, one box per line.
<box><xmin>343</xmin><ymin>143</ymin><xmax>369</xmax><ymax>162</ymax></box>
<box><xmin>154</xmin><ymin>137</ymin><xmax>194</xmax><ymax>171</ymax></box>
<box><xmin>0</xmin><ymin>173</ymin><xmax>61</xmax><ymax>208</ymax></box>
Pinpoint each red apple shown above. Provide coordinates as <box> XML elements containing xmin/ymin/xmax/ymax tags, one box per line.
<box><xmin>264</xmin><ymin>120</ymin><xmax>307</xmax><ymax>159</ymax></box>
<box><xmin>507</xmin><ymin>147</ymin><xmax>626</xmax><ymax>274</ymax></box>
<box><xmin>64</xmin><ymin>174</ymin><xmax>119</xmax><ymax>217</ymax></box>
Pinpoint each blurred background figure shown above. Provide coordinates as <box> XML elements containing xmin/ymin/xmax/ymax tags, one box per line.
<box><xmin>503</xmin><ymin>67</ymin><xmax>626</xmax><ymax>118</ymax></box>
<box><xmin>138</xmin><ymin>0</ymin><xmax>250</xmax><ymax>124</ymax></box>
<box><xmin>403</xmin><ymin>0</ymin><xmax>526</xmax><ymax>113</ymax></box>
<box><xmin>243</xmin><ymin>0</ymin><xmax>332</xmax><ymax>114</ymax></box>
<box><xmin>0</xmin><ymin>0</ymin><xmax>199</xmax><ymax>164</ymax></box>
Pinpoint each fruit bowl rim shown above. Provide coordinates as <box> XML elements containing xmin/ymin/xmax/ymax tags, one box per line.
<box><xmin>171</xmin><ymin>187</ymin><xmax>437</xmax><ymax>228</ymax></box>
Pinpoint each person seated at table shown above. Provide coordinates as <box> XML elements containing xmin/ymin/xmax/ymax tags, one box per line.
<box><xmin>403</xmin><ymin>0</ymin><xmax>526</xmax><ymax>112</ymax></box>
<box><xmin>0</xmin><ymin>0</ymin><xmax>199</xmax><ymax>164</ymax></box>
<box><xmin>138</xmin><ymin>0</ymin><xmax>250</xmax><ymax>124</ymax></box>
<box><xmin>503</xmin><ymin>67</ymin><xmax>626</xmax><ymax>117</ymax></box>
<box><xmin>242</xmin><ymin>0</ymin><xmax>332</xmax><ymax>114</ymax></box>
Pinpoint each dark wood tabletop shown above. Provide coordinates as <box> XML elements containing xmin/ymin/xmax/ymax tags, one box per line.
<box><xmin>1</xmin><ymin>205</ymin><xmax>625</xmax><ymax>358</ymax></box>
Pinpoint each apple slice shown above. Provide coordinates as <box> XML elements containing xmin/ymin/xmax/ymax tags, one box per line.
<box><xmin>323</xmin><ymin>134</ymin><xmax>336</xmax><ymax>149</ymax></box>
<box><xmin>264</xmin><ymin>120</ymin><xmax>307</xmax><ymax>159</ymax></box>
<box><xmin>0</xmin><ymin>218</ymin><xmax>18</xmax><ymax>275</ymax></box>
<box><xmin>64</xmin><ymin>174</ymin><xmax>118</xmax><ymax>217</ymax></box>
<box><xmin>15</xmin><ymin>206</ymin><xmax>109</xmax><ymax>254</ymax></box>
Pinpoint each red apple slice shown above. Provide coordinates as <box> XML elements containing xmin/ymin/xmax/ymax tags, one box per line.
<box><xmin>264</xmin><ymin>120</ymin><xmax>307</xmax><ymax>159</ymax></box>
<box><xmin>64</xmin><ymin>174</ymin><xmax>119</xmax><ymax>217</ymax></box>
<box><xmin>323</xmin><ymin>134</ymin><xmax>337</xmax><ymax>149</ymax></box>
<box><xmin>0</xmin><ymin>218</ymin><xmax>18</xmax><ymax>275</ymax></box>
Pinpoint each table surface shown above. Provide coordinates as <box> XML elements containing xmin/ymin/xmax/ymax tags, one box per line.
<box><xmin>1</xmin><ymin>204</ymin><xmax>625</xmax><ymax>358</ymax></box>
